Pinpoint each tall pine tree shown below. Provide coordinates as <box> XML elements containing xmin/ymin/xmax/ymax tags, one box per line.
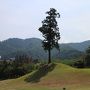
<box><xmin>39</xmin><ymin>8</ymin><xmax>60</xmax><ymax>63</ymax></box>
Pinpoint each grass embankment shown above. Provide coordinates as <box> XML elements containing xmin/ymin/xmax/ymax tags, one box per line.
<box><xmin>0</xmin><ymin>63</ymin><xmax>90</xmax><ymax>90</ymax></box>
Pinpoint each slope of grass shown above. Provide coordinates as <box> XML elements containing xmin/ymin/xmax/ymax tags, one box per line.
<box><xmin>0</xmin><ymin>63</ymin><xmax>90</xmax><ymax>90</ymax></box>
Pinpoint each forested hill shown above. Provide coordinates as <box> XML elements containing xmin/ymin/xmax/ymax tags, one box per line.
<box><xmin>67</xmin><ymin>40</ymin><xmax>90</xmax><ymax>52</ymax></box>
<box><xmin>0</xmin><ymin>38</ymin><xmax>89</xmax><ymax>59</ymax></box>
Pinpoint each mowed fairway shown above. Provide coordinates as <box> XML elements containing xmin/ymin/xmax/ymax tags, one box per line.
<box><xmin>0</xmin><ymin>63</ymin><xmax>90</xmax><ymax>90</ymax></box>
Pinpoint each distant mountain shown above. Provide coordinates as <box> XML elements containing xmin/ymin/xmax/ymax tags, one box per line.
<box><xmin>67</xmin><ymin>40</ymin><xmax>90</xmax><ymax>52</ymax></box>
<box><xmin>0</xmin><ymin>38</ymin><xmax>89</xmax><ymax>60</ymax></box>
<box><xmin>0</xmin><ymin>38</ymin><xmax>47</xmax><ymax>60</ymax></box>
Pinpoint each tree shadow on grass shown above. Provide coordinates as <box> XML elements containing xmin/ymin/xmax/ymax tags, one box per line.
<box><xmin>25</xmin><ymin>63</ymin><xmax>56</xmax><ymax>83</ymax></box>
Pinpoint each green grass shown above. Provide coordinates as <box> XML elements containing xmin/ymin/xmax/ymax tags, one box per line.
<box><xmin>0</xmin><ymin>63</ymin><xmax>90</xmax><ymax>90</ymax></box>
<box><xmin>52</xmin><ymin>58</ymin><xmax>78</xmax><ymax>66</ymax></box>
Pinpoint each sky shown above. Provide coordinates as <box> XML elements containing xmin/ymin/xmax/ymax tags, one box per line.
<box><xmin>0</xmin><ymin>0</ymin><xmax>90</xmax><ymax>43</ymax></box>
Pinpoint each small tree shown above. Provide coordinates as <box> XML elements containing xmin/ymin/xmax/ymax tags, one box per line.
<box><xmin>38</xmin><ymin>8</ymin><xmax>60</xmax><ymax>63</ymax></box>
<box><xmin>84</xmin><ymin>46</ymin><xmax>90</xmax><ymax>67</ymax></box>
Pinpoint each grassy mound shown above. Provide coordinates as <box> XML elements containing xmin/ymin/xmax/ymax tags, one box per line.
<box><xmin>0</xmin><ymin>63</ymin><xmax>90</xmax><ymax>90</ymax></box>
<box><xmin>25</xmin><ymin>63</ymin><xmax>56</xmax><ymax>83</ymax></box>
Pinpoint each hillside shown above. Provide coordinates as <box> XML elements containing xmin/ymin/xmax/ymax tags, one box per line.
<box><xmin>0</xmin><ymin>63</ymin><xmax>90</xmax><ymax>90</ymax></box>
<box><xmin>67</xmin><ymin>40</ymin><xmax>90</xmax><ymax>52</ymax></box>
<box><xmin>0</xmin><ymin>38</ymin><xmax>47</xmax><ymax>60</ymax></box>
<box><xmin>0</xmin><ymin>38</ymin><xmax>84</xmax><ymax>60</ymax></box>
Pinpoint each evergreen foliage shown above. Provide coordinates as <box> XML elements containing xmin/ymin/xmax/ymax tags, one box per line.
<box><xmin>39</xmin><ymin>8</ymin><xmax>60</xmax><ymax>63</ymax></box>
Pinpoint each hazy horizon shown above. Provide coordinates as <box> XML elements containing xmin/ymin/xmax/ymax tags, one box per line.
<box><xmin>0</xmin><ymin>37</ymin><xmax>90</xmax><ymax>44</ymax></box>
<box><xmin>0</xmin><ymin>0</ymin><xmax>90</xmax><ymax>43</ymax></box>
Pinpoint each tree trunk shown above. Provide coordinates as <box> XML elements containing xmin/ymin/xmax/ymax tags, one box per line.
<box><xmin>48</xmin><ymin>48</ymin><xmax>51</xmax><ymax>64</ymax></box>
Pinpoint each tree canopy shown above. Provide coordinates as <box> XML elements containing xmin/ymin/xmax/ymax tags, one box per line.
<box><xmin>39</xmin><ymin>8</ymin><xmax>60</xmax><ymax>63</ymax></box>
